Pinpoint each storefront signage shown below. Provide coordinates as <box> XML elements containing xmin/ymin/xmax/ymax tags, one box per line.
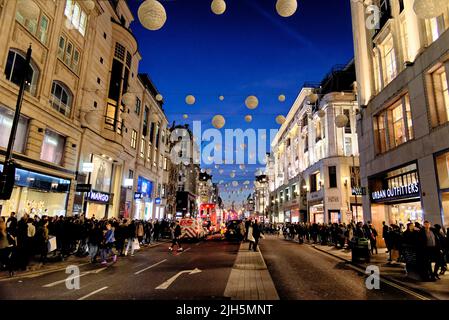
<box><xmin>124</xmin><ymin>178</ymin><xmax>134</xmax><ymax>187</ymax></box>
<box><xmin>352</xmin><ymin>187</ymin><xmax>366</xmax><ymax>196</ymax></box>
<box><xmin>371</xmin><ymin>183</ymin><xmax>420</xmax><ymax>202</ymax></box>
<box><xmin>76</xmin><ymin>184</ymin><xmax>92</xmax><ymax>192</ymax></box>
<box><xmin>155</xmin><ymin>197</ymin><xmax>161</xmax><ymax>204</ymax></box>
<box><xmin>86</xmin><ymin>191</ymin><xmax>110</xmax><ymax>204</ymax></box>
<box><xmin>327</xmin><ymin>196</ymin><xmax>339</xmax><ymax>203</ymax></box>
<box><xmin>134</xmin><ymin>192</ymin><xmax>144</xmax><ymax>200</ymax></box>
<box><xmin>137</xmin><ymin>176</ymin><xmax>153</xmax><ymax>198</ymax></box>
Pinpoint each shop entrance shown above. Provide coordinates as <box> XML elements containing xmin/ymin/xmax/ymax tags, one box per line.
<box><xmin>372</xmin><ymin>199</ymin><xmax>423</xmax><ymax>227</ymax></box>
<box><xmin>329</xmin><ymin>210</ymin><xmax>341</xmax><ymax>223</ymax></box>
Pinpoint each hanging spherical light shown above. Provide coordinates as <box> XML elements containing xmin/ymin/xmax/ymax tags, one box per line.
<box><xmin>245</xmin><ymin>95</ymin><xmax>259</xmax><ymax>109</ymax></box>
<box><xmin>335</xmin><ymin>114</ymin><xmax>349</xmax><ymax>128</ymax></box>
<box><xmin>278</xmin><ymin>94</ymin><xmax>286</xmax><ymax>102</ymax></box>
<box><xmin>183</xmin><ymin>114</ymin><xmax>188</xmax><ymax>119</ymax></box>
<box><xmin>211</xmin><ymin>0</ymin><xmax>226</xmax><ymax>15</ymax></box>
<box><xmin>121</xmin><ymin>92</ymin><xmax>136</xmax><ymax>107</ymax></box>
<box><xmin>244</xmin><ymin>115</ymin><xmax>252</xmax><ymax>123</ymax></box>
<box><xmin>413</xmin><ymin>0</ymin><xmax>448</xmax><ymax>19</ymax></box>
<box><xmin>185</xmin><ymin>95</ymin><xmax>196</xmax><ymax>105</ymax></box>
<box><xmin>17</xmin><ymin>0</ymin><xmax>40</xmax><ymax>20</ymax></box>
<box><xmin>276</xmin><ymin>0</ymin><xmax>298</xmax><ymax>18</ymax></box>
<box><xmin>212</xmin><ymin>115</ymin><xmax>226</xmax><ymax>129</ymax></box>
<box><xmin>84</xmin><ymin>0</ymin><xmax>96</xmax><ymax>11</ymax></box>
<box><xmin>276</xmin><ymin>115</ymin><xmax>286</xmax><ymax>125</ymax></box>
<box><xmin>230</xmin><ymin>172</ymin><xmax>236</xmax><ymax>178</ymax></box>
<box><xmin>318</xmin><ymin>110</ymin><xmax>326</xmax><ymax>118</ymax></box>
<box><xmin>138</xmin><ymin>0</ymin><xmax>167</xmax><ymax>31</ymax></box>
<box><xmin>155</xmin><ymin>93</ymin><xmax>163</xmax><ymax>101</ymax></box>
<box><xmin>219</xmin><ymin>95</ymin><xmax>225</xmax><ymax>101</ymax></box>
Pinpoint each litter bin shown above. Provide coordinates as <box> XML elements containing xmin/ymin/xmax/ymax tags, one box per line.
<box><xmin>351</xmin><ymin>237</ymin><xmax>370</xmax><ymax>263</ymax></box>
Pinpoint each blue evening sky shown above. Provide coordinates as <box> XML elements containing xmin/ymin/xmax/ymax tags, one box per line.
<box><xmin>127</xmin><ymin>0</ymin><xmax>355</xmax><ymax>205</ymax></box>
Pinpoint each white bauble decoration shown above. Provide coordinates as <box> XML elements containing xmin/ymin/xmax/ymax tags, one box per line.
<box><xmin>232</xmin><ymin>181</ymin><xmax>239</xmax><ymax>187</ymax></box>
<box><xmin>138</xmin><ymin>0</ymin><xmax>167</xmax><ymax>31</ymax></box>
<box><xmin>84</xmin><ymin>0</ymin><xmax>95</xmax><ymax>11</ymax></box>
<box><xmin>183</xmin><ymin>114</ymin><xmax>188</xmax><ymax>119</ymax></box>
<box><xmin>230</xmin><ymin>172</ymin><xmax>236</xmax><ymax>178</ymax></box>
<box><xmin>244</xmin><ymin>115</ymin><xmax>252</xmax><ymax>123</ymax></box>
<box><xmin>276</xmin><ymin>0</ymin><xmax>298</xmax><ymax>18</ymax></box>
<box><xmin>307</xmin><ymin>93</ymin><xmax>318</xmax><ymax>104</ymax></box>
<box><xmin>211</xmin><ymin>0</ymin><xmax>226</xmax><ymax>15</ymax></box>
<box><xmin>318</xmin><ymin>110</ymin><xmax>326</xmax><ymax>118</ymax></box>
<box><xmin>17</xmin><ymin>0</ymin><xmax>39</xmax><ymax>20</ymax></box>
<box><xmin>245</xmin><ymin>95</ymin><xmax>259</xmax><ymax>109</ymax></box>
<box><xmin>219</xmin><ymin>169</ymin><xmax>224</xmax><ymax>174</ymax></box>
<box><xmin>219</xmin><ymin>95</ymin><xmax>225</xmax><ymax>101</ymax></box>
<box><xmin>155</xmin><ymin>94</ymin><xmax>163</xmax><ymax>101</ymax></box>
<box><xmin>121</xmin><ymin>92</ymin><xmax>136</xmax><ymax>107</ymax></box>
<box><xmin>239</xmin><ymin>164</ymin><xmax>245</xmax><ymax>170</ymax></box>
<box><xmin>413</xmin><ymin>0</ymin><xmax>447</xmax><ymax>19</ymax></box>
<box><xmin>201</xmin><ymin>168</ymin><xmax>206</xmax><ymax>173</ymax></box>
<box><xmin>185</xmin><ymin>95</ymin><xmax>196</xmax><ymax>105</ymax></box>
<box><xmin>335</xmin><ymin>114</ymin><xmax>349</xmax><ymax>128</ymax></box>
<box><xmin>212</xmin><ymin>115</ymin><xmax>225</xmax><ymax>129</ymax></box>
<box><xmin>276</xmin><ymin>115</ymin><xmax>286</xmax><ymax>125</ymax></box>
<box><xmin>215</xmin><ymin>165</ymin><xmax>219</xmax><ymax>169</ymax></box>
<box><xmin>278</xmin><ymin>94</ymin><xmax>286</xmax><ymax>102</ymax></box>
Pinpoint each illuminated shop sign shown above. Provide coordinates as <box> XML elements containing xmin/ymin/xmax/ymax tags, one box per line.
<box><xmin>371</xmin><ymin>183</ymin><xmax>420</xmax><ymax>201</ymax></box>
<box><xmin>86</xmin><ymin>191</ymin><xmax>110</xmax><ymax>204</ymax></box>
<box><xmin>137</xmin><ymin>176</ymin><xmax>153</xmax><ymax>198</ymax></box>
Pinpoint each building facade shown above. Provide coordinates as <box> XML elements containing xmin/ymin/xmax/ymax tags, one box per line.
<box><xmin>351</xmin><ymin>0</ymin><xmax>449</xmax><ymax>235</ymax></box>
<box><xmin>0</xmin><ymin>0</ymin><xmax>169</xmax><ymax>220</ymax></box>
<box><xmin>267</xmin><ymin>62</ymin><xmax>360</xmax><ymax>224</ymax></box>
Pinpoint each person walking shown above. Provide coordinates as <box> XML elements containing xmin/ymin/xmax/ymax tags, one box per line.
<box><xmin>247</xmin><ymin>221</ymin><xmax>256</xmax><ymax>251</ymax></box>
<box><xmin>153</xmin><ymin>220</ymin><xmax>160</xmax><ymax>242</ymax></box>
<box><xmin>169</xmin><ymin>220</ymin><xmax>183</xmax><ymax>252</ymax></box>
<box><xmin>419</xmin><ymin>221</ymin><xmax>440</xmax><ymax>281</ymax></box>
<box><xmin>252</xmin><ymin>220</ymin><xmax>263</xmax><ymax>252</ymax></box>
<box><xmin>87</xmin><ymin>222</ymin><xmax>102</xmax><ymax>263</ymax></box>
<box><xmin>100</xmin><ymin>222</ymin><xmax>117</xmax><ymax>265</ymax></box>
<box><xmin>367</xmin><ymin>222</ymin><xmax>378</xmax><ymax>255</ymax></box>
<box><xmin>124</xmin><ymin>220</ymin><xmax>136</xmax><ymax>257</ymax></box>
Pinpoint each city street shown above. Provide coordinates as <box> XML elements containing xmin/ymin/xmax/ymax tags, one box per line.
<box><xmin>0</xmin><ymin>236</ymin><xmax>437</xmax><ymax>300</ymax></box>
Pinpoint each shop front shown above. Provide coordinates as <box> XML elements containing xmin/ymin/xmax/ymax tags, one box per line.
<box><xmin>0</xmin><ymin>164</ymin><xmax>71</xmax><ymax>218</ymax></box>
<box><xmin>369</xmin><ymin>163</ymin><xmax>422</xmax><ymax>231</ymax></box>
<box><xmin>134</xmin><ymin>176</ymin><xmax>154</xmax><ymax>220</ymax></box>
<box><xmin>435</xmin><ymin>149</ymin><xmax>449</xmax><ymax>228</ymax></box>
<box><xmin>85</xmin><ymin>190</ymin><xmax>112</xmax><ymax>219</ymax></box>
<box><xmin>309</xmin><ymin>202</ymin><xmax>324</xmax><ymax>224</ymax></box>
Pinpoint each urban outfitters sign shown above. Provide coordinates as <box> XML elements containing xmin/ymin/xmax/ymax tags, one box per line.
<box><xmin>371</xmin><ymin>183</ymin><xmax>420</xmax><ymax>202</ymax></box>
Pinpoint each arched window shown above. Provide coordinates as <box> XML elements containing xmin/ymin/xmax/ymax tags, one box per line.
<box><xmin>50</xmin><ymin>81</ymin><xmax>72</xmax><ymax>117</ymax></box>
<box><xmin>4</xmin><ymin>49</ymin><xmax>39</xmax><ymax>96</ymax></box>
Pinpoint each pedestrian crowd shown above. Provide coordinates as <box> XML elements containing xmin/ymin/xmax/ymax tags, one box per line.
<box><xmin>0</xmin><ymin>211</ymin><xmax>174</xmax><ymax>277</ymax></box>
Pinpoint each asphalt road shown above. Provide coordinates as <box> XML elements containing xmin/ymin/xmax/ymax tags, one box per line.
<box><xmin>259</xmin><ymin>235</ymin><xmax>423</xmax><ymax>300</ymax></box>
<box><xmin>0</xmin><ymin>240</ymin><xmax>240</xmax><ymax>300</ymax></box>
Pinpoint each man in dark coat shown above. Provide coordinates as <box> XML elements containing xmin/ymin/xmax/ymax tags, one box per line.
<box><xmin>252</xmin><ymin>220</ymin><xmax>262</xmax><ymax>252</ymax></box>
<box><xmin>6</xmin><ymin>212</ymin><xmax>17</xmax><ymax>237</ymax></box>
<box><xmin>419</xmin><ymin>221</ymin><xmax>442</xmax><ymax>281</ymax></box>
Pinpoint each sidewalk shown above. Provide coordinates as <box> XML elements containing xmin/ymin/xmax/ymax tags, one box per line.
<box><xmin>310</xmin><ymin>241</ymin><xmax>449</xmax><ymax>300</ymax></box>
<box><xmin>0</xmin><ymin>239</ymin><xmax>170</xmax><ymax>281</ymax></box>
<box><xmin>224</xmin><ymin>242</ymin><xmax>279</xmax><ymax>300</ymax></box>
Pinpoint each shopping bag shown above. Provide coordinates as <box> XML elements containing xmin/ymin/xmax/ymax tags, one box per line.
<box><xmin>47</xmin><ymin>236</ymin><xmax>57</xmax><ymax>253</ymax></box>
<box><xmin>132</xmin><ymin>238</ymin><xmax>140</xmax><ymax>251</ymax></box>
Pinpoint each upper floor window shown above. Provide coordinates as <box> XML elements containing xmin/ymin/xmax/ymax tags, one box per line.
<box><xmin>382</xmin><ymin>34</ymin><xmax>397</xmax><ymax>85</ymax></box>
<box><xmin>57</xmin><ymin>35</ymin><xmax>80</xmax><ymax>74</ymax></box>
<box><xmin>5</xmin><ymin>49</ymin><xmax>39</xmax><ymax>96</ymax></box>
<box><xmin>328</xmin><ymin>166</ymin><xmax>337</xmax><ymax>188</ymax></box>
<box><xmin>130</xmin><ymin>130</ymin><xmax>137</xmax><ymax>149</ymax></box>
<box><xmin>426</xmin><ymin>14</ymin><xmax>447</xmax><ymax>44</ymax></box>
<box><xmin>135</xmin><ymin>97</ymin><xmax>141</xmax><ymax>115</ymax></box>
<box><xmin>428</xmin><ymin>65</ymin><xmax>449</xmax><ymax>128</ymax></box>
<box><xmin>40</xmin><ymin>129</ymin><xmax>65</xmax><ymax>165</ymax></box>
<box><xmin>140</xmin><ymin>138</ymin><xmax>145</xmax><ymax>158</ymax></box>
<box><xmin>50</xmin><ymin>81</ymin><xmax>72</xmax><ymax>117</ymax></box>
<box><xmin>64</xmin><ymin>0</ymin><xmax>87</xmax><ymax>36</ymax></box>
<box><xmin>15</xmin><ymin>1</ymin><xmax>49</xmax><ymax>45</ymax></box>
<box><xmin>373</xmin><ymin>93</ymin><xmax>413</xmax><ymax>154</ymax></box>
<box><xmin>0</xmin><ymin>105</ymin><xmax>28</xmax><ymax>153</ymax></box>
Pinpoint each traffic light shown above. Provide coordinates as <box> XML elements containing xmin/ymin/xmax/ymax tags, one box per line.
<box><xmin>0</xmin><ymin>160</ymin><xmax>16</xmax><ymax>200</ymax></box>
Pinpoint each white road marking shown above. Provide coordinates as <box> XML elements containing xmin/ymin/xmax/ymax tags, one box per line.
<box><xmin>155</xmin><ymin>268</ymin><xmax>202</xmax><ymax>290</ymax></box>
<box><xmin>177</xmin><ymin>247</ymin><xmax>191</xmax><ymax>255</ymax></box>
<box><xmin>42</xmin><ymin>267</ymin><xmax>107</xmax><ymax>287</ymax></box>
<box><xmin>77</xmin><ymin>286</ymin><xmax>109</xmax><ymax>300</ymax></box>
<box><xmin>134</xmin><ymin>259</ymin><xmax>167</xmax><ymax>275</ymax></box>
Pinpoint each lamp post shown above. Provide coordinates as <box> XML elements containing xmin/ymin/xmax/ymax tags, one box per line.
<box><xmin>0</xmin><ymin>45</ymin><xmax>32</xmax><ymax>200</ymax></box>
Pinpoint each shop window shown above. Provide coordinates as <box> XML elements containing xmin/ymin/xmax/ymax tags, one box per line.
<box><xmin>373</xmin><ymin>94</ymin><xmax>413</xmax><ymax>154</ymax></box>
<box><xmin>64</xmin><ymin>0</ymin><xmax>88</xmax><ymax>36</ymax></box>
<box><xmin>15</xmin><ymin>1</ymin><xmax>49</xmax><ymax>45</ymax></box>
<box><xmin>429</xmin><ymin>66</ymin><xmax>449</xmax><ymax>128</ymax></box>
<box><xmin>130</xmin><ymin>130</ymin><xmax>137</xmax><ymax>149</ymax></box>
<box><xmin>5</xmin><ymin>49</ymin><xmax>39</xmax><ymax>96</ymax></box>
<box><xmin>329</xmin><ymin>166</ymin><xmax>337</xmax><ymax>188</ymax></box>
<box><xmin>57</xmin><ymin>36</ymin><xmax>81</xmax><ymax>74</ymax></box>
<box><xmin>0</xmin><ymin>105</ymin><xmax>28</xmax><ymax>153</ymax></box>
<box><xmin>50</xmin><ymin>81</ymin><xmax>72</xmax><ymax>117</ymax></box>
<box><xmin>40</xmin><ymin>129</ymin><xmax>65</xmax><ymax>165</ymax></box>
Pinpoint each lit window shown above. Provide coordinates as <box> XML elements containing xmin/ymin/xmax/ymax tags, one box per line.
<box><xmin>64</xmin><ymin>0</ymin><xmax>88</xmax><ymax>36</ymax></box>
<box><xmin>140</xmin><ymin>138</ymin><xmax>145</xmax><ymax>158</ymax></box>
<box><xmin>4</xmin><ymin>49</ymin><xmax>39</xmax><ymax>96</ymax></box>
<box><xmin>427</xmin><ymin>15</ymin><xmax>446</xmax><ymax>43</ymax></box>
<box><xmin>40</xmin><ymin>129</ymin><xmax>65</xmax><ymax>165</ymax></box>
<box><xmin>0</xmin><ymin>105</ymin><xmax>28</xmax><ymax>153</ymax></box>
<box><xmin>382</xmin><ymin>35</ymin><xmax>397</xmax><ymax>85</ymax></box>
<box><xmin>130</xmin><ymin>130</ymin><xmax>137</xmax><ymax>149</ymax></box>
<box><xmin>429</xmin><ymin>66</ymin><xmax>449</xmax><ymax>127</ymax></box>
<box><xmin>15</xmin><ymin>0</ymin><xmax>49</xmax><ymax>45</ymax></box>
<box><xmin>57</xmin><ymin>36</ymin><xmax>81</xmax><ymax>73</ymax></box>
<box><xmin>50</xmin><ymin>81</ymin><xmax>72</xmax><ymax>117</ymax></box>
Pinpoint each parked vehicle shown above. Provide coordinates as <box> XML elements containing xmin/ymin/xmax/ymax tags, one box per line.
<box><xmin>225</xmin><ymin>220</ymin><xmax>244</xmax><ymax>241</ymax></box>
<box><xmin>179</xmin><ymin>217</ymin><xmax>206</xmax><ymax>241</ymax></box>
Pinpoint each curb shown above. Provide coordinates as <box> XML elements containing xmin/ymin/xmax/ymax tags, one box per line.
<box><xmin>310</xmin><ymin>244</ymin><xmax>436</xmax><ymax>300</ymax></box>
